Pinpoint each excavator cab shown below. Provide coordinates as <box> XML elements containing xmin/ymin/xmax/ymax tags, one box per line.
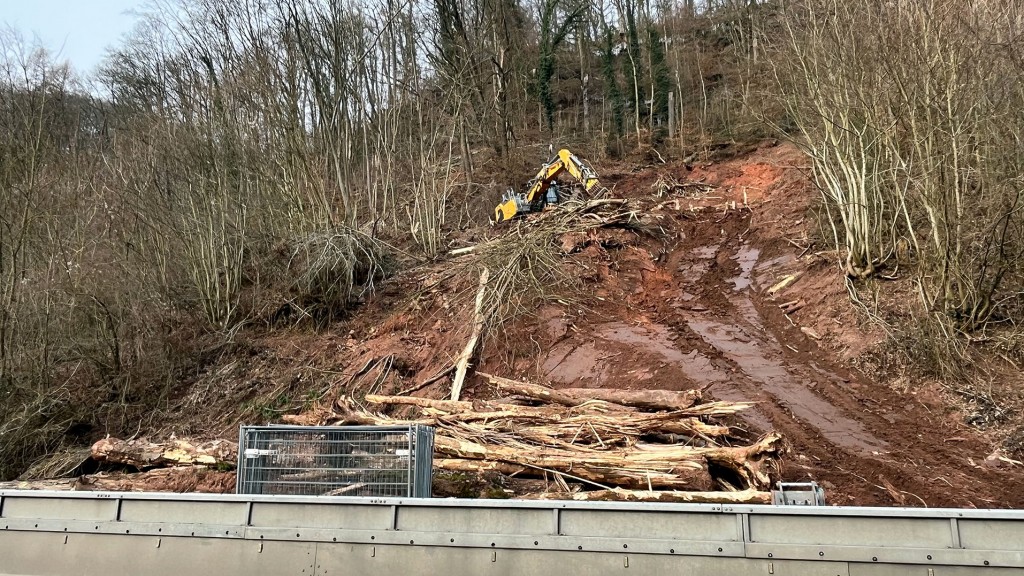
<box><xmin>493</xmin><ymin>148</ymin><xmax>600</xmax><ymax>223</ymax></box>
<box><xmin>494</xmin><ymin>188</ymin><xmax>526</xmax><ymax>223</ymax></box>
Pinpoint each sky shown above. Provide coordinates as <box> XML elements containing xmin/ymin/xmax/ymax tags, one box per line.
<box><xmin>2</xmin><ymin>0</ymin><xmax>142</xmax><ymax>75</ymax></box>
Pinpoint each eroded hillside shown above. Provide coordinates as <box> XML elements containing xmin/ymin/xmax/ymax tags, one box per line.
<box><xmin>11</xmin><ymin>142</ymin><xmax>1023</xmax><ymax>507</ymax></box>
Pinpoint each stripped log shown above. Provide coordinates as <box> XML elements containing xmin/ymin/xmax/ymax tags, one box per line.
<box><xmin>90</xmin><ymin>438</ymin><xmax>237</xmax><ymax>469</ymax></box>
<box><xmin>529</xmin><ymin>488</ymin><xmax>772</xmax><ymax>504</ymax></box>
<box><xmin>479</xmin><ymin>373</ymin><xmax>585</xmax><ymax>407</ymax></box>
<box><xmin>435</xmin><ymin>458</ymin><xmax>527</xmax><ymax>476</ymax></box>
<box><xmin>479</xmin><ymin>375</ymin><xmax>752</xmax><ymax>418</ymax></box>
<box><xmin>366</xmin><ymin>394</ymin><xmax>476</xmax><ymax>412</ymax></box>
<box><xmin>556</xmin><ymin>387</ymin><xmax>702</xmax><ymax>411</ymax></box>
<box><xmin>366</xmin><ymin>395</ymin><xmax>730</xmax><ymax>441</ymax></box>
<box><xmin>434</xmin><ymin>436</ymin><xmax>710</xmax><ymax>490</ymax></box>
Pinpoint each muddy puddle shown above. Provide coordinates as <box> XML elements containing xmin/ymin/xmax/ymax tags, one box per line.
<box><xmin>675</xmin><ymin>243</ymin><xmax>721</xmax><ymax>281</ymax></box>
<box><xmin>731</xmin><ymin>246</ymin><xmax>760</xmax><ymax>291</ymax></box>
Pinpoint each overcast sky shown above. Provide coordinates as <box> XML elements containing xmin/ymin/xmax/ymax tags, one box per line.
<box><xmin>2</xmin><ymin>0</ymin><xmax>142</xmax><ymax>75</ymax></box>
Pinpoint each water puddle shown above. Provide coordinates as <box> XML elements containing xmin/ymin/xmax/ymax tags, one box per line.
<box><xmin>601</xmin><ymin>322</ymin><xmax>687</xmax><ymax>364</ymax></box>
<box><xmin>678</xmin><ymin>243</ymin><xmax>721</xmax><ymax>281</ymax></box>
<box><xmin>694</xmin><ymin>244</ymin><xmax>721</xmax><ymax>259</ymax></box>
<box><xmin>546</xmin><ymin>320</ymin><xmax>778</xmax><ymax>432</ymax></box>
<box><xmin>754</xmin><ymin>254</ymin><xmax>796</xmax><ymax>288</ymax></box>
<box><xmin>731</xmin><ymin>246</ymin><xmax>760</xmax><ymax>291</ymax></box>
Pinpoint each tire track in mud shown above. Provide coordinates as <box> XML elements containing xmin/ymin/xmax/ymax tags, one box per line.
<box><xmin>649</xmin><ymin>218</ymin><xmax>1018</xmax><ymax>507</ymax></box>
<box><xmin>651</xmin><ymin>230</ymin><xmax>890</xmax><ymax>456</ymax></box>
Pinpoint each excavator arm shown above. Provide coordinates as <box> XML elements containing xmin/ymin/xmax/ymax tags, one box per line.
<box><xmin>494</xmin><ymin>149</ymin><xmax>600</xmax><ymax>223</ymax></box>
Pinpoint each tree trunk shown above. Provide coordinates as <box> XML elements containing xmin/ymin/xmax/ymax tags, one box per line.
<box><xmin>481</xmin><ymin>372</ymin><xmax>706</xmax><ymax>412</ymax></box>
<box><xmin>529</xmin><ymin>487</ymin><xmax>772</xmax><ymax>504</ymax></box>
<box><xmin>434</xmin><ymin>437</ymin><xmax>710</xmax><ymax>490</ymax></box>
<box><xmin>90</xmin><ymin>438</ymin><xmax>237</xmax><ymax>469</ymax></box>
<box><xmin>558</xmin><ymin>387</ymin><xmax>702</xmax><ymax>411</ymax></box>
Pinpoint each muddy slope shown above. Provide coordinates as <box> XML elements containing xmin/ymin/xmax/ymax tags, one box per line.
<box><xmin>139</xmin><ymin>141</ymin><xmax>1023</xmax><ymax>507</ymax></box>
<box><xmin>481</xmin><ymin>142</ymin><xmax>1024</xmax><ymax>508</ymax></box>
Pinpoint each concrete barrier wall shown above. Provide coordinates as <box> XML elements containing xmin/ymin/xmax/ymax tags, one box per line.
<box><xmin>1</xmin><ymin>490</ymin><xmax>1022</xmax><ymax>575</ymax></box>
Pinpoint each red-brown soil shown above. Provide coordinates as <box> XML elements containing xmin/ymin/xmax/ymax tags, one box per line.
<box><xmin>73</xmin><ymin>141</ymin><xmax>1022</xmax><ymax>506</ymax></box>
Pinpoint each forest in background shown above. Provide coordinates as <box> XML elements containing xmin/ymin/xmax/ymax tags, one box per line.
<box><xmin>1</xmin><ymin>0</ymin><xmax>1022</xmax><ymax>480</ymax></box>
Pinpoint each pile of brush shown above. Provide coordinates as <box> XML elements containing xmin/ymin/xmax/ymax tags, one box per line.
<box><xmin>288</xmin><ymin>374</ymin><xmax>785</xmax><ymax>503</ymax></box>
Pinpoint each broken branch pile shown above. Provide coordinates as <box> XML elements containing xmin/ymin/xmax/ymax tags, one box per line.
<box><xmin>463</xmin><ymin>198</ymin><xmax>664</xmax><ymax>333</ymax></box>
<box><xmin>292</xmin><ymin>373</ymin><xmax>784</xmax><ymax>502</ymax></box>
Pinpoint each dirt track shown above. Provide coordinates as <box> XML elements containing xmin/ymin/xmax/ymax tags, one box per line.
<box><xmin>482</xmin><ymin>141</ymin><xmax>1024</xmax><ymax>508</ymax></box>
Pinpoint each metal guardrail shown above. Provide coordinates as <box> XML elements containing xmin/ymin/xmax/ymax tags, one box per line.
<box><xmin>236</xmin><ymin>425</ymin><xmax>434</xmax><ymax>497</ymax></box>
<box><xmin>1</xmin><ymin>490</ymin><xmax>1022</xmax><ymax>575</ymax></box>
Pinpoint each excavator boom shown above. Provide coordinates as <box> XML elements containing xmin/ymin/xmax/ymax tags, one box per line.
<box><xmin>494</xmin><ymin>149</ymin><xmax>600</xmax><ymax>223</ymax></box>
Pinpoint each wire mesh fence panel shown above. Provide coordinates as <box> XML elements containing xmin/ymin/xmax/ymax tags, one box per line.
<box><xmin>236</xmin><ymin>425</ymin><xmax>434</xmax><ymax>497</ymax></box>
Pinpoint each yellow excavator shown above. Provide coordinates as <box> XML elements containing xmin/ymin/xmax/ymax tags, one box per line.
<box><xmin>493</xmin><ymin>148</ymin><xmax>601</xmax><ymax>223</ymax></box>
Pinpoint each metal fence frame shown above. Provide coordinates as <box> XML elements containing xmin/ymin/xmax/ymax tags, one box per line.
<box><xmin>236</xmin><ymin>425</ymin><xmax>434</xmax><ymax>497</ymax></box>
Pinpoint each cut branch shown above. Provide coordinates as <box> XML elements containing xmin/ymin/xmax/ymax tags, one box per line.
<box><xmin>451</xmin><ymin>268</ymin><xmax>490</xmax><ymax>401</ymax></box>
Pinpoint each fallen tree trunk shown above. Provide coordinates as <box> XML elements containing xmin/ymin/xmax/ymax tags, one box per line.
<box><xmin>366</xmin><ymin>394</ymin><xmax>477</xmax><ymax>412</ymax></box>
<box><xmin>529</xmin><ymin>488</ymin><xmax>772</xmax><ymax>504</ymax></box>
<box><xmin>479</xmin><ymin>373</ymin><xmax>586</xmax><ymax>407</ymax></box>
<box><xmin>0</xmin><ymin>468</ymin><xmax>236</xmax><ymax>494</ymax></box>
<box><xmin>433</xmin><ymin>436</ymin><xmax>709</xmax><ymax>489</ymax></box>
<box><xmin>481</xmin><ymin>373</ymin><xmax>727</xmax><ymax>414</ymax></box>
<box><xmin>438</xmin><ymin>450</ymin><xmax>707</xmax><ymax>490</ymax></box>
<box><xmin>556</xmin><ymin>387</ymin><xmax>702</xmax><ymax>411</ymax></box>
<box><xmin>79</xmin><ymin>468</ymin><xmax>236</xmax><ymax>493</ymax></box>
<box><xmin>367</xmin><ymin>394</ymin><xmax>727</xmax><ymax>437</ymax></box>
<box><xmin>701</xmin><ymin>432</ymin><xmax>786</xmax><ymax>490</ymax></box>
<box><xmin>434</xmin><ymin>431</ymin><xmax>782</xmax><ymax>491</ymax></box>
<box><xmin>90</xmin><ymin>438</ymin><xmax>237</xmax><ymax>469</ymax></box>
<box><xmin>435</xmin><ymin>458</ymin><xmax>527</xmax><ymax>476</ymax></box>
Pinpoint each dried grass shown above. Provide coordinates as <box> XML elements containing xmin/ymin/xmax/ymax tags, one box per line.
<box><xmin>259</xmin><ymin>227</ymin><xmax>395</xmax><ymax>323</ymax></box>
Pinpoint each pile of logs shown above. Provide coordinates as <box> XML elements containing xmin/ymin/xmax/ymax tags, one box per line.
<box><xmin>286</xmin><ymin>373</ymin><xmax>785</xmax><ymax>503</ymax></box>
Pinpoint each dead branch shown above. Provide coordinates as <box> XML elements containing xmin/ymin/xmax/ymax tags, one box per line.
<box><xmin>396</xmin><ymin>366</ymin><xmax>456</xmax><ymax>396</ymax></box>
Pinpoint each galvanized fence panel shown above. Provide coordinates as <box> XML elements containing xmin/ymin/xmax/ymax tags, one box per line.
<box><xmin>236</xmin><ymin>425</ymin><xmax>434</xmax><ymax>497</ymax></box>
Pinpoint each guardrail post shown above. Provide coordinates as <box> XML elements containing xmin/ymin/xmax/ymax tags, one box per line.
<box><xmin>950</xmin><ymin>518</ymin><xmax>962</xmax><ymax>549</ymax></box>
